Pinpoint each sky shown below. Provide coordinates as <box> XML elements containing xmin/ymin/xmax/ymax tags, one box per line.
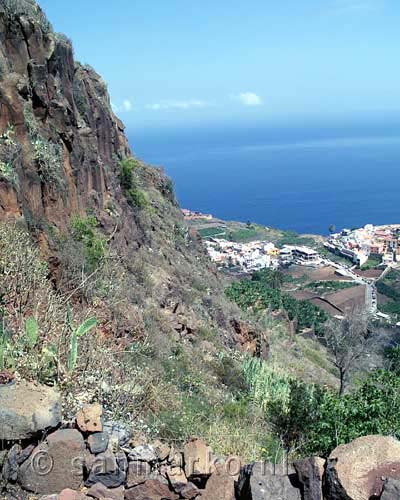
<box><xmin>39</xmin><ymin>0</ymin><xmax>400</xmax><ymax>130</ymax></box>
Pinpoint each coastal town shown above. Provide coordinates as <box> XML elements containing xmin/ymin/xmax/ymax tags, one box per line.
<box><xmin>325</xmin><ymin>224</ymin><xmax>400</xmax><ymax>267</ymax></box>
<box><xmin>204</xmin><ymin>238</ymin><xmax>320</xmax><ymax>272</ymax></box>
<box><xmin>183</xmin><ymin>209</ymin><xmax>400</xmax><ymax>324</ymax></box>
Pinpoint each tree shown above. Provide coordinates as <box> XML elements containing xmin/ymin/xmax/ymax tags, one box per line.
<box><xmin>328</xmin><ymin>224</ymin><xmax>336</xmax><ymax>234</ymax></box>
<box><xmin>323</xmin><ymin>312</ymin><xmax>373</xmax><ymax>396</ymax></box>
<box><xmin>252</xmin><ymin>268</ymin><xmax>285</xmax><ymax>290</ymax></box>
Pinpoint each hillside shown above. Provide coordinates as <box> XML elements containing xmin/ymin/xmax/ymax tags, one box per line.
<box><xmin>5</xmin><ymin>3</ymin><xmax>400</xmax><ymax>500</ymax></box>
<box><xmin>0</xmin><ymin>0</ymin><xmax>277</xmax><ymax>455</ymax></box>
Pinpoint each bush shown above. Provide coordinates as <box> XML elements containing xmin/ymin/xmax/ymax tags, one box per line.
<box><xmin>245</xmin><ymin>354</ymin><xmax>400</xmax><ymax>457</ymax></box>
<box><xmin>119</xmin><ymin>158</ymin><xmax>149</xmax><ymax>209</ymax></box>
<box><xmin>71</xmin><ymin>216</ymin><xmax>107</xmax><ymax>272</ymax></box>
<box><xmin>32</xmin><ymin>137</ymin><xmax>64</xmax><ymax>188</ymax></box>
<box><xmin>243</xmin><ymin>357</ymin><xmax>324</xmax><ymax>450</ymax></box>
<box><xmin>304</xmin><ymin>370</ymin><xmax>400</xmax><ymax>456</ymax></box>
<box><xmin>0</xmin><ymin>125</ymin><xmax>20</xmax><ymax>187</ymax></box>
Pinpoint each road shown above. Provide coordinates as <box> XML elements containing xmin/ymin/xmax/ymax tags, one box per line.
<box><xmin>320</xmin><ymin>257</ymin><xmax>388</xmax><ymax>316</ymax></box>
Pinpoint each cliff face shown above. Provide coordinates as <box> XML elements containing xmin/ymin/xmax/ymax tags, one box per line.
<box><xmin>0</xmin><ymin>1</ymin><xmax>123</xmax><ymax>220</ymax></box>
<box><xmin>0</xmin><ymin>0</ymin><xmax>253</xmax><ymax>348</ymax></box>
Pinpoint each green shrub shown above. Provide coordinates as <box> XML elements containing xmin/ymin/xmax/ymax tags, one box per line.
<box><xmin>32</xmin><ymin>137</ymin><xmax>64</xmax><ymax>187</ymax></box>
<box><xmin>304</xmin><ymin>370</ymin><xmax>400</xmax><ymax>456</ymax></box>
<box><xmin>119</xmin><ymin>158</ymin><xmax>149</xmax><ymax>209</ymax></box>
<box><xmin>0</xmin><ymin>125</ymin><xmax>20</xmax><ymax>187</ymax></box>
<box><xmin>226</xmin><ymin>277</ymin><xmax>328</xmax><ymax>333</ymax></box>
<box><xmin>71</xmin><ymin>216</ymin><xmax>107</xmax><ymax>272</ymax></box>
<box><xmin>243</xmin><ymin>357</ymin><xmax>324</xmax><ymax>450</ymax></box>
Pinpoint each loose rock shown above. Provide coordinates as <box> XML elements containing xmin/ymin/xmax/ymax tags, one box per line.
<box><xmin>87</xmin><ymin>482</ymin><xmax>125</xmax><ymax>500</ymax></box>
<box><xmin>85</xmin><ymin>450</ymin><xmax>127</xmax><ymax>488</ymax></box>
<box><xmin>128</xmin><ymin>444</ymin><xmax>157</xmax><ymax>463</ymax></box>
<box><xmin>88</xmin><ymin>432</ymin><xmax>109</xmax><ymax>454</ymax></box>
<box><xmin>184</xmin><ymin>439</ymin><xmax>214</xmax><ymax>478</ymax></box>
<box><xmin>125</xmin><ymin>479</ymin><xmax>179</xmax><ymax>500</ymax></box>
<box><xmin>237</xmin><ymin>462</ymin><xmax>301</xmax><ymax>500</ymax></box>
<box><xmin>0</xmin><ymin>381</ymin><xmax>61</xmax><ymax>440</ymax></box>
<box><xmin>18</xmin><ymin>429</ymin><xmax>85</xmax><ymax>494</ymax></box>
<box><xmin>326</xmin><ymin>435</ymin><xmax>400</xmax><ymax>500</ymax></box>
<box><xmin>76</xmin><ymin>403</ymin><xmax>103</xmax><ymax>433</ymax></box>
<box><xmin>126</xmin><ymin>460</ymin><xmax>152</xmax><ymax>487</ymax></box>
<box><xmin>293</xmin><ymin>456</ymin><xmax>325</xmax><ymax>500</ymax></box>
<box><xmin>200</xmin><ymin>465</ymin><xmax>235</xmax><ymax>500</ymax></box>
<box><xmin>381</xmin><ymin>478</ymin><xmax>400</xmax><ymax>500</ymax></box>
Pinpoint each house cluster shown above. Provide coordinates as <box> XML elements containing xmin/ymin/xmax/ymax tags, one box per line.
<box><xmin>325</xmin><ymin>224</ymin><xmax>400</xmax><ymax>266</ymax></box>
<box><xmin>205</xmin><ymin>238</ymin><xmax>321</xmax><ymax>272</ymax></box>
<box><xmin>182</xmin><ymin>208</ymin><xmax>213</xmax><ymax>221</ymax></box>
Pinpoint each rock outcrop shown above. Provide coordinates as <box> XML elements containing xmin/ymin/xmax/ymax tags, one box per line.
<box><xmin>325</xmin><ymin>435</ymin><xmax>400</xmax><ymax>500</ymax></box>
<box><xmin>236</xmin><ymin>462</ymin><xmax>302</xmax><ymax>500</ymax></box>
<box><xmin>0</xmin><ymin>380</ymin><xmax>61</xmax><ymax>440</ymax></box>
<box><xmin>293</xmin><ymin>456</ymin><xmax>325</xmax><ymax>500</ymax></box>
<box><xmin>18</xmin><ymin>429</ymin><xmax>85</xmax><ymax>494</ymax></box>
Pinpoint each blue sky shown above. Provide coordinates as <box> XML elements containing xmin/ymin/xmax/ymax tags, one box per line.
<box><xmin>39</xmin><ymin>0</ymin><xmax>400</xmax><ymax>129</ymax></box>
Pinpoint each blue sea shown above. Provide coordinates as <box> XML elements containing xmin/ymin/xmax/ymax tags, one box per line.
<box><xmin>129</xmin><ymin>116</ymin><xmax>400</xmax><ymax>235</ymax></box>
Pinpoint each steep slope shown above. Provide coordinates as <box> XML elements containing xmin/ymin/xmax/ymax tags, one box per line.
<box><xmin>0</xmin><ymin>0</ymin><xmax>245</xmax><ymax>341</ymax></box>
<box><xmin>0</xmin><ymin>0</ymin><xmax>341</xmax><ymax>466</ymax></box>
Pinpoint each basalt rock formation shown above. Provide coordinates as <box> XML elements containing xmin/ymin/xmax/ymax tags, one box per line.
<box><xmin>0</xmin><ymin>0</ymin><xmax>257</xmax><ymax>347</ymax></box>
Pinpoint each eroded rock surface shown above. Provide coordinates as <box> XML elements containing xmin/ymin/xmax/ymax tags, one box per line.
<box><xmin>0</xmin><ymin>380</ymin><xmax>61</xmax><ymax>440</ymax></box>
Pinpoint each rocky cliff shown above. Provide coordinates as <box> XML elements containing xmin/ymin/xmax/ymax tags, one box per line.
<box><xmin>0</xmin><ymin>0</ymin><xmax>252</xmax><ymax>343</ymax></box>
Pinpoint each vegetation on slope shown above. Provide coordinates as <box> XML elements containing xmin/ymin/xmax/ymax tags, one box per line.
<box><xmin>226</xmin><ymin>269</ymin><xmax>329</xmax><ymax>333</ymax></box>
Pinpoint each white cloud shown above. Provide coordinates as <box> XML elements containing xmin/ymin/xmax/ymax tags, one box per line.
<box><xmin>111</xmin><ymin>99</ymin><xmax>134</xmax><ymax>113</ymax></box>
<box><xmin>123</xmin><ymin>99</ymin><xmax>133</xmax><ymax>112</ymax></box>
<box><xmin>146</xmin><ymin>100</ymin><xmax>208</xmax><ymax>111</ymax></box>
<box><xmin>232</xmin><ymin>92</ymin><xmax>263</xmax><ymax>107</ymax></box>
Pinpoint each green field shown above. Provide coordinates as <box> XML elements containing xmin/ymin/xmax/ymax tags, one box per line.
<box><xmin>194</xmin><ymin>220</ymin><xmax>322</xmax><ymax>246</ymax></box>
<box><xmin>198</xmin><ymin>226</ymin><xmax>227</xmax><ymax>238</ymax></box>
<box><xmin>377</xmin><ymin>269</ymin><xmax>400</xmax><ymax>301</ymax></box>
<box><xmin>304</xmin><ymin>280</ymin><xmax>356</xmax><ymax>293</ymax></box>
<box><xmin>361</xmin><ymin>254</ymin><xmax>383</xmax><ymax>270</ymax></box>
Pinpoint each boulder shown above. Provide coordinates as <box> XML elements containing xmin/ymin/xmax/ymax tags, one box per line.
<box><xmin>87</xmin><ymin>482</ymin><xmax>125</xmax><ymax>500</ymax></box>
<box><xmin>178</xmin><ymin>482</ymin><xmax>201</xmax><ymax>499</ymax></box>
<box><xmin>59</xmin><ymin>490</ymin><xmax>89</xmax><ymax>500</ymax></box>
<box><xmin>76</xmin><ymin>403</ymin><xmax>103</xmax><ymax>433</ymax></box>
<box><xmin>168</xmin><ymin>447</ymin><xmax>183</xmax><ymax>468</ymax></box>
<box><xmin>326</xmin><ymin>435</ymin><xmax>400</xmax><ymax>500</ymax></box>
<box><xmin>40</xmin><ymin>491</ymin><xmax>89</xmax><ymax>500</ymax></box>
<box><xmin>152</xmin><ymin>439</ymin><xmax>171</xmax><ymax>462</ymax></box>
<box><xmin>126</xmin><ymin>460</ymin><xmax>152</xmax><ymax>487</ymax></box>
<box><xmin>85</xmin><ymin>449</ymin><xmax>127</xmax><ymax>488</ymax></box>
<box><xmin>88</xmin><ymin>432</ymin><xmax>109</xmax><ymax>454</ymax></box>
<box><xmin>200</xmin><ymin>465</ymin><xmax>235</xmax><ymax>500</ymax></box>
<box><xmin>124</xmin><ymin>479</ymin><xmax>179</xmax><ymax>500</ymax></box>
<box><xmin>18</xmin><ymin>429</ymin><xmax>85</xmax><ymax>494</ymax></box>
<box><xmin>103</xmin><ymin>422</ymin><xmax>131</xmax><ymax>447</ymax></box>
<box><xmin>166</xmin><ymin>466</ymin><xmax>188</xmax><ymax>490</ymax></box>
<box><xmin>128</xmin><ymin>444</ymin><xmax>157</xmax><ymax>463</ymax></box>
<box><xmin>0</xmin><ymin>380</ymin><xmax>61</xmax><ymax>440</ymax></box>
<box><xmin>293</xmin><ymin>456</ymin><xmax>325</xmax><ymax>500</ymax></box>
<box><xmin>381</xmin><ymin>478</ymin><xmax>400</xmax><ymax>500</ymax></box>
<box><xmin>184</xmin><ymin>439</ymin><xmax>214</xmax><ymax>478</ymax></box>
<box><xmin>236</xmin><ymin>462</ymin><xmax>301</xmax><ymax>500</ymax></box>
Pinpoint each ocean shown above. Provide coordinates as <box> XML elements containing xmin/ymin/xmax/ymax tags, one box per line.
<box><xmin>128</xmin><ymin>117</ymin><xmax>400</xmax><ymax>235</ymax></box>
